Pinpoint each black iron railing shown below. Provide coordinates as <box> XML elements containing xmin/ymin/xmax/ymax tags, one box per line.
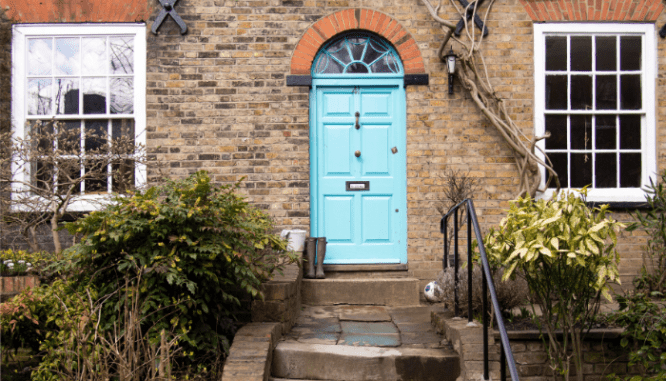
<box><xmin>440</xmin><ymin>199</ymin><xmax>519</xmax><ymax>381</ymax></box>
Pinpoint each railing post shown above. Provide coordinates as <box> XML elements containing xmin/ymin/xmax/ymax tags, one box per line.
<box><xmin>483</xmin><ymin>265</ymin><xmax>489</xmax><ymax>380</ymax></box>
<box><xmin>467</xmin><ymin>203</ymin><xmax>473</xmax><ymax>323</ymax></box>
<box><xmin>454</xmin><ymin>209</ymin><xmax>459</xmax><ymax>317</ymax></box>
<box><xmin>501</xmin><ymin>341</ymin><xmax>507</xmax><ymax>381</ymax></box>
<box><xmin>443</xmin><ymin>218</ymin><xmax>448</xmax><ymax>270</ymax></box>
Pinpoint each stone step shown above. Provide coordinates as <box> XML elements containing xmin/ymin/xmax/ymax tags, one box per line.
<box><xmin>271</xmin><ymin>341</ymin><xmax>460</xmax><ymax>381</ymax></box>
<box><xmin>301</xmin><ymin>278</ymin><xmax>420</xmax><ymax>306</ymax></box>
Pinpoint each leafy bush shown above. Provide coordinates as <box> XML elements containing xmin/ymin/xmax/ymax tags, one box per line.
<box><xmin>435</xmin><ymin>266</ymin><xmax>528</xmax><ymax>320</ymax></box>
<box><xmin>62</xmin><ymin>171</ymin><xmax>297</xmax><ymax>361</ymax></box>
<box><xmin>608</xmin><ymin>292</ymin><xmax>666</xmax><ymax>381</ymax></box>
<box><xmin>0</xmin><ymin>249</ymin><xmax>55</xmax><ymax>276</ymax></box>
<box><xmin>0</xmin><ymin>286</ymin><xmax>52</xmax><ymax>354</ymax></box>
<box><xmin>627</xmin><ymin>170</ymin><xmax>666</xmax><ymax>292</ymax></box>
<box><xmin>484</xmin><ymin>189</ymin><xmax>623</xmax><ymax>381</ymax></box>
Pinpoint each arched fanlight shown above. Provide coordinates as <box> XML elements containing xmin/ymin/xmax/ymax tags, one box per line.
<box><xmin>312</xmin><ymin>32</ymin><xmax>403</xmax><ymax>76</ymax></box>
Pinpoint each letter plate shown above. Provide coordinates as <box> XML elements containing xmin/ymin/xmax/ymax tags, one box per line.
<box><xmin>346</xmin><ymin>181</ymin><xmax>370</xmax><ymax>191</ymax></box>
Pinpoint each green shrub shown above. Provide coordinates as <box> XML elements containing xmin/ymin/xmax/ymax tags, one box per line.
<box><xmin>61</xmin><ymin>171</ymin><xmax>297</xmax><ymax>361</ymax></box>
<box><xmin>627</xmin><ymin>170</ymin><xmax>666</xmax><ymax>292</ymax></box>
<box><xmin>0</xmin><ymin>249</ymin><xmax>55</xmax><ymax>276</ymax></box>
<box><xmin>484</xmin><ymin>189</ymin><xmax>623</xmax><ymax>381</ymax></box>
<box><xmin>609</xmin><ymin>292</ymin><xmax>666</xmax><ymax>381</ymax></box>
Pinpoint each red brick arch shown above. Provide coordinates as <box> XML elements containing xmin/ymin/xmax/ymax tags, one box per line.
<box><xmin>519</xmin><ymin>0</ymin><xmax>664</xmax><ymax>21</ymax></box>
<box><xmin>290</xmin><ymin>9</ymin><xmax>426</xmax><ymax>75</ymax></box>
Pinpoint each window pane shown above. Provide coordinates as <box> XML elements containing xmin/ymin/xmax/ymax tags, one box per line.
<box><xmin>55</xmin><ymin>79</ymin><xmax>79</xmax><ymax>115</ymax></box>
<box><xmin>546</xmin><ymin>36</ymin><xmax>566</xmax><ymax>71</ymax></box>
<box><xmin>619</xmin><ymin>115</ymin><xmax>640</xmax><ymax>149</ymax></box>
<box><xmin>620</xmin><ymin>36</ymin><xmax>641</xmax><ymax>71</ymax></box>
<box><xmin>620</xmin><ymin>75</ymin><xmax>641</xmax><ymax>110</ymax></box>
<box><xmin>546</xmin><ymin>75</ymin><xmax>567</xmax><ymax>109</ymax></box>
<box><xmin>32</xmin><ymin>120</ymin><xmax>54</xmax><ymax>152</ymax></box>
<box><xmin>570</xmin><ymin>115</ymin><xmax>591</xmax><ymax>150</ymax></box>
<box><xmin>84</xmin><ymin>160</ymin><xmax>108</xmax><ymax>194</ymax></box>
<box><xmin>595</xmin><ymin>115</ymin><xmax>616</xmax><ymax>149</ymax></box>
<box><xmin>58</xmin><ymin>121</ymin><xmax>82</xmax><ymax>154</ymax></box>
<box><xmin>620</xmin><ymin>153</ymin><xmax>641</xmax><ymax>187</ymax></box>
<box><xmin>595</xmin><ymin>153</ymin><xmax>617</xmax><ymax>188</ymax></box>
<box><xmin>110</xmin><ymin>78</ymin><xmax>134</xmax><ymax>114</ymax></box>
<box><xmin>112</xmin><ymin>159</ymin><xmax>135</xmax><ymax>193</ymax></box>
<box><xmin>547</xmin><ymin>152</ymin><xmax>568</xmax><ymax>188</ymax></box>
<box><xmin>364</xmin><ymin>44</ymin><xmax>382</xmax><ymax>65</ymax></box>
<box><xmin>34</xmin><ymin>161</ymin><xmax>54</xmax><ymax>191</ymax></box>
<box><xmin>112</xmin><ymin>119</ymin><xmax>135</xmax><ymax>141</ymax></box>
<box><xmin>112</xmin><ymin>119</ymin><xmax>135</xmax><ymax>155</ymax></box>
<box><xmin>346</xmin><ymin>63</ymin><xmax>369</xmax><ymax>74</ymax></box>
<box><xmin>595</xmin><ymin>75</ymin><xmax>617</xmax><ymax>110</ymax></box>
<box><xmin>349</xmin><ymin>38</ymin><xmax>366</xmax><ymax>61</ymax></box>
<box><xmin>57</xmin><ymin>159</ymin><xmax>82</xmax><ymax>195</ymax></box>
<box><xmin>545</xmin><ymin>115</ymin><xmax>567</xmax><ymax>149</ymax></box>
<box><xmin>27</xmin><ymin>79</ymin><xmax>52</xmax><ymax>115</ymax></box>
<box><xmin>571</xmin><ymin>75</ymin><xmax>592</xmax><ymax>110</ymax></box>
<box><xmin>109</xmin><ymin>37</ymin><xmax>134</xmax><ymax>75</ymax></box>
<box><xmin>330</xmin><ymin>40</ymin><xmax>350</xmax><ymax>66</ymax></box>
<box><xmin>570</xmin><ymin>36</ymin><xmax>591</xmax><ymax>71</ymax></box>
<box><xmin>82</xmin><ymin>37</ymin><xmax>107</xmax><ymax>75</ymax></box>
<box><xmin>315</xmin><ymin>55</ymin><xmax>343</xmax><ymax>74</ymax></box>
<box><xmin>28</xmin><ymin>38</ymin><xmax>52</xmax><ymax>76</ymax></box>
<box><xmin>55</xmin><ymin>38</ymin><xmax>80</xmax><ymax>75</ymax></box>
<box><xmin>85</xmin><ymin>120</ymin><xmax>108</xmax><ymax>153</ymax></box>
<box><xmin>82</xmin><ymin>78</ymin><xmax>107</xmax><ymax>114</ymax></box>
<box><xmin>595</xmin><ymin>36</ymin><xmax>616</xmax><ymax>71</ymax></box>
<box><xmin>570</xmin><ymin>153</ymin><xmax>592</xmax><ymax>188</ymax></box>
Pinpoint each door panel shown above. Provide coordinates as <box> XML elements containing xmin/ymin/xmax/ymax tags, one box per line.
<box><xmin>324</xmin><ymin>196</ymin><xmax>353</xmax><ymax>242</ymax></box>
<box><xmin>362</xmin><ymin>125</ymin><xmax>390</xmax><ymax>175</ymax></box>
<box><xmin>312</xmin><ymin>81</ymin><xmax>406</xmax><ymax>265</ymax></box>
<box><xmin>324</xmin><ymin>125</ymin><xmax>352</xmax><ymax>175</ymax></box>
<box><xmin>362</xmin><ymin>196</ymin><xmax>391</xmax><ymax>242</ymax></box>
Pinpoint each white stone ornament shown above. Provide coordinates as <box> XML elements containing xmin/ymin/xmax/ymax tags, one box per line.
<box><xmin>424</xmin><ymin>281</ymin><xmax>440</xmax><ymax>302</ymax></box>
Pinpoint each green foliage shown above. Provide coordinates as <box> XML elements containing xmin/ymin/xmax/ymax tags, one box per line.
<box><xmin>608</xmin><ymin>292</ymin><xmax>666</xmax><ymax>381</ymax></box>
<box><xmin>0</xmin><ymin>286</ymin><xmax>52</xmax><ymax>354</ymax></box>
<box><xmin>61</xmin><ymin>171</ymin><xmax>297</xmax><ymax>360</ymax></box>
<box><xmin>627</xmin><ymin>170</ymin><xmax>666</xmax><ymax>293</ymax></box>
<box><xmin>484</xmin><ymin>189</ymin><xmax>623</xmax><ymax>380</ymax></box>
<box><xmin>0</xmin><ymin>249</ymin><xmax>55</xmax><ymax>276</ymax></box>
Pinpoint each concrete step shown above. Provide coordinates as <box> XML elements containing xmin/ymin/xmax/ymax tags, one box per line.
<box><xmin>271</xmin><ymin>341</ymin><xmax>460</xmax><ymax>381</ymax></box>
<box><xmin>301</xmin><ymin>278</ymin><xmax>420</xmax><ymax>306</ymax></box>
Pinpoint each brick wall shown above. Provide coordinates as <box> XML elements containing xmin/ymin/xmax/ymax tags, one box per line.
<box><xmin>0</xmin><ymin>0</ymin><xmax>662</xmax><ymax>288</ymax></box>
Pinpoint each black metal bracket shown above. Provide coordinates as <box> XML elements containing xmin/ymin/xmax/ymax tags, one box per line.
<box><xmin>152</xmin><ymin>0</ymin><xmax>188</xmax><ymax>35</ymax></box>
<box><xmin>660</xmin><ymin>23</ymin><xmax>666</xmax><ymax>38</ymax></box>
<box><xmin>454</xmin><ymin>0</ymin><xmax>489</xmax><ymax>38</ymax></box>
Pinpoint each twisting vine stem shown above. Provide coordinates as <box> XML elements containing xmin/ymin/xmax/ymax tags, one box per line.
<box><xmin>422</xmin><ymin>0</ymin><xmax>560</xmax><ymax>198</ymax></box>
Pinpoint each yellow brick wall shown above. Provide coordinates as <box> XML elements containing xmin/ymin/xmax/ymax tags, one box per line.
<box><xmin>144</xmin><ymin>0</ymin><xmax>661</xmax><ymax>287</ymax></box>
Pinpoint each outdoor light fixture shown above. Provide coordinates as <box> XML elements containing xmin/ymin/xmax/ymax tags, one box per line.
<box><xmin>444</xmin><ymin>47</ymin><xmax>457</xmax><ymax>94</ymax></box>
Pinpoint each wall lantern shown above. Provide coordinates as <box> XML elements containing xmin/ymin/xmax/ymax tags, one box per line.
<box><xmin>444</xmin><ymin>47</ymin><xmax>457</xmax><ymax>94</ymax></box>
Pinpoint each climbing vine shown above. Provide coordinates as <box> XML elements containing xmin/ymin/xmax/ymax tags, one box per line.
<box><xmin>421</xmin><ymin>0</ymin><xmax>560</xmax><ymax>198</ymax></box>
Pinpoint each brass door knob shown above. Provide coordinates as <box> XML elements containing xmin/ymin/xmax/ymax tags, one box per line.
<box><xmin>355</xmin><ymin>150</ymin><xmax>361</xmax><ymax>157</ymax></box>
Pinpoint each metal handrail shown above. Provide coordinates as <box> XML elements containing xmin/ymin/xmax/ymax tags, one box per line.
<box><xmin>440</xmin><ymin>199</ymin><xmax>520</xmax><ymax>381</ymax></box>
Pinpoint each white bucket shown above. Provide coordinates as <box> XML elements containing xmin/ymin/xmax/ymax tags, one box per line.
<box><xmin>280</xmin><ymin>229</ymin><xmax>307</xmax><ymax>252</ymax></box>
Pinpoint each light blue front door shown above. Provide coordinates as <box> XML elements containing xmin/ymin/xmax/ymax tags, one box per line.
<box><xmin>310</xmin><ymin>79</ymin><xmax>407</xmax><ymax>264</ymax></box>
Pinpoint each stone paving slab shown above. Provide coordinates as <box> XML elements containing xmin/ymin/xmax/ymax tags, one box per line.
<box><xmin>338</xmin><ymin>333</ymin><xmax>401</xmax><ymax>347</ymax></box>
<box><xmin>296</xmin><ymin>332</ymin><xmax>339</xmax><ymax>345</ymax></box>
<box><xmin>338</xmin><ymin>305</ymin><xmax>392</xmax><ymax>321</ymax></box>
<box><xmin>341</xmin><ymin>321</ymin><xmax>399</xmax><ymax>334</ymax></box>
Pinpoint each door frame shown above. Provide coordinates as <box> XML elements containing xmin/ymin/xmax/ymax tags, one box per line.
<box><xmin>309</xmin><ymin>77</ymin><xmax>407</xmax><ymax>264</ymax></box>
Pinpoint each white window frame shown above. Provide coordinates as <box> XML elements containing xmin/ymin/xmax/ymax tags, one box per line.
<box><xmin>11</xmin><ymin>24</ymin><xmax>146</xmax><ymax>211</ymax></box>
<box><xmin>534</xmin><ymin>23</ymin><xmax>657</xmax><ymax>203</ymax></box>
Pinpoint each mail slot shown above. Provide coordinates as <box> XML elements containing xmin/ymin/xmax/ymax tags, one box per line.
<box><xmin>346</xmin><ymin>181</ymin><xmax>370</xmax><ymax>191</ymax></box>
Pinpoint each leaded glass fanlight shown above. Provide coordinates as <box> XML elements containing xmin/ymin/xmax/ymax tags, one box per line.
<box><xmin>312</xmin><ymin>32</ymin><xmax>403</xmax><ymax>76</ymax></box>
